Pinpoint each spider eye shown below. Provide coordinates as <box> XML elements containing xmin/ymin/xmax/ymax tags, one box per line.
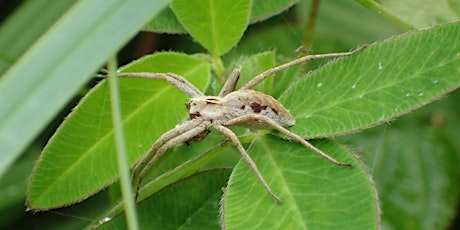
<box><xmin>185</xmin><ymin>101</ymin><xmax>191</xmax><ymax>110</ymax></box>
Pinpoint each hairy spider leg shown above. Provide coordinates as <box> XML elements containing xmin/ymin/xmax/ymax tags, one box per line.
<box><xmin>135</xmin><ymin>124</ymin><xmax>210</xmax><ymax>198</ymax></box>
<box><xmin>213</xmin><ymin>124</ymin><xmax>283</xmax><ymax>204</ymax></box>
<box><xmin>219</xmin><ymin>68</ymin><xmax>241</xmax><ymax>97</ymax></box>
<box><xmin>132</xmin><ymin>119</ymin><xmax>204</xmax><ymax>179</ymax></box>
<box><xmin>117</xmin><ymin>72</ymin><xmax>204</xmax><ymax>97</ymax></box>
<box><xmin>241</xmin><ymin>46</ymin><xmax>366</xmax><ymax>90</ymax></box>
<box><xmin>224</xmin><ymin>114</ymin><xmax>354</xmax><ymax>167</ymax></box>
<box><xmin>132</xmin><ymin>119</ymin><xmax>209</xmax><ymax>198</ymax></box>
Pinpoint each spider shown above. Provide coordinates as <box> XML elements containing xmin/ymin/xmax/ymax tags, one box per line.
<box><xmin>117</xmin><ymin>47</ymin><xmax>364</xmax><ymax>204</ymax></box>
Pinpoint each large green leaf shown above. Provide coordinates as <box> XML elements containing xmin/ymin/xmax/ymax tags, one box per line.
<box><xmin>0</xmin><ymin>0</ymin><xmax>171</xmax><ymax>179</ymax></box>
<box><xmin>144</xmin><ymin>0</ymin><xmax>297</xmax><ymax>33</ymax></box>
<box><xmin>223</xmin><ymin>136</ymin><xmax>378</xmax><ymax>229</ymax></box>
<box><xmin>341</xmin><ymin>89</ymin><xmax>460</xmax><ymax>230</ymax></box>
<box><xmin>363</xmin><ymin>128</ymin><xmax>458</xmax><ymax>229</ymax></box>
<box><xmin>27</xmin><ymin>52</ymin><xmax>209</xmax><ymax>210</ymax></box>
<box><xmin>96</xmin><ymin>169</ymin><xmax>231</xmax><ymax>229</ymax></box>
<box><xmin>280</xmin><ymin>22</ymin><xmax>460</xmax><ymax>138</ymax></box>
<box><xmin>171</xmin><ymin>0</ymin><xmax>251</xmax><ymax>56</ymax></box>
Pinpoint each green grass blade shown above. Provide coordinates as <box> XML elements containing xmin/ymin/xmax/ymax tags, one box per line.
<box><xmin>223</xmin><ymin>136</ymin><xmax>378</xmax><ymax>229</ymax></box>
<box><xmin>355</xmin><ymin>0</ymin><xmax>414</xmax><ymax>30</ymax></box>
<box><xmin>107</xmin><ymin>57</ymin><xmax>139</xmax><ymax>230</ymax></box>
<box><xmin>0</xmin><ymin>0</ymin><xmax>171</xmax><ymax>179</ymax></box>
<box><xmin>27</xmin><ymin>52</ymin><xmax>209</xmax><ymax>210</ymax></box>
<box><xmin>357</xmin><ymin>0</ymin><xmax>459</xmax><ymax>28</ymax></box>
<box><xmin>280</xmin><ymin>22</ymin><xmax>460</xmax><ymax>138</ymax></box>
<box><xmin>0</xmin><ymin>0</ymin><xmax>76</xmax><ymax>73</ymax></box>
<box><xmin>171</xmin><ymin>0</ymin><xmax>251</xmax><ymax>56</ymax></box>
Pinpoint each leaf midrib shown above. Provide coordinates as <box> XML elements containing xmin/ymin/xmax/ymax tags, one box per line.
<box><xmin>258</xmin><ymin>136</ymin><xmax>308</xmax><ymax>229</ymax></box>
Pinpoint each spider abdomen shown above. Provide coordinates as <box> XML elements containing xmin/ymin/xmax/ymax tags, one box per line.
<box><xmin>223</xmin><ymin>90</ymin><xmax>295</xmax><ymax>128</ymax></box>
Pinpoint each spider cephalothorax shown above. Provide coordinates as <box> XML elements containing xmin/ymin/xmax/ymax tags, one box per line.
<box><xmin>118</xmin><ymin>48</ymin><xmax>364</xmax><ymax>203</ymax></box>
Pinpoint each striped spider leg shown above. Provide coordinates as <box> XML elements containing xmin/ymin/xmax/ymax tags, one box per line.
<box><xmin>119</xmin><ymin>47</ymin><xmax>364</xmax><ymax>203</ymax></box>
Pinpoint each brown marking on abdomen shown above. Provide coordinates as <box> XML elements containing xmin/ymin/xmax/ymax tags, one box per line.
<box><xmin>250</xmin><ymin>102</ymin><xmax>270</xmax><ymax>114</ymax></box>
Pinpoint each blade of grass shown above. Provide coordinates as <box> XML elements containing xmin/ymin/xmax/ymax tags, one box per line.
<box><xmin>355</xmin><ymin>0</ymin><xmax>415</xmax><ymax>30</ymax></box>
<box><xmin>0</xmin><ymin>0</ymin><xmax>76</xmax><ymax>74</ymax></box>
<box><xmin>0</xmin><ymin>0</ymin><xmax>170</xmax><ymax>178</ymax></box>
<box><xmin>107</xmin><ymin>56</ymin><xmax>139</xmax><ymax>230</ymax></box>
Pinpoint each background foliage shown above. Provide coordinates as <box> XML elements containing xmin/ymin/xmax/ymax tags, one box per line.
<box><xmin>0</xmin><ymin>0</ymin><xmax>459</xmax><ymax>229</ymax></box>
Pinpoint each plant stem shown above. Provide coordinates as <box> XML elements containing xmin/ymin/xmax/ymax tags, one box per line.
<box><xmin>211</xmin><ymin>55</ymin><xmax>225</xmax><ymax>78</ymax></box>
<box><xmin>107</xmin><ymin>56</ymin><xmax>139</xmax><ymax>230</ymax></box>
<box><xmin>302</xmin><ymin>0</ymin><xmax>321</xmax><ymax>54</ymax></box>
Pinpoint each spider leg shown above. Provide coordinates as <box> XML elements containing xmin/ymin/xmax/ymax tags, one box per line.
<box><xmin>116</xmin><ymin>72</ymin><xmax>204</xmax><ymax>97</ymax></box>
<box><xmin>240</xmin><ymin>46</ymin><xmax>367</xmax><ymax>90</ymax></box>
<box><xmin>224</xmin><ymin>114</ymin><xmax>354</xmax><ymax>167</ymax></box>
<box><xmin>213</xmin><ymin>124</ymin><xmax>283</xmax><ymax>204</ymax></box>
<box><xmin>219</xmin><ymin>68</ymin><xmax>241</xmax><ymax>97</ymax></box>
<box><xmin>132</xmin><ymin>119</ymin><xmax>204</xmax><ymax>186</ymax></box>
<box><xmin>134</xmin><ymin>122</ymin><xmax>210</xmax><ymax>199</ymax></box>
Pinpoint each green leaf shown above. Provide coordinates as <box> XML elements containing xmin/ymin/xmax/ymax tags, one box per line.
<box><xmin>367</xmin><ymin>128</ymin><xmax>458</xmax><ymax>229</ymax></box>
<box><xmin>171</xmin><ymin>0</ymin><xmax>251</xmax><ymax>56</ymax></box>
<box><xmin>280</xmin><ymin>22</ymin><xmax>460</xmax><ymax>138</ymax></box>
<box><xmin>223</xmin><ymin>136</ymin><xmax>378</xmax><ymax>229</ymax></box>
<box><xmin>340</xmin><ymin>90</ymin><xmax>460</xmax><ymax>230</ymax></box>
<box><xmin>144</xmin><ymin>7</ymin><xmax>186</xmax><ymax>33</ymax></box>
<box><xmin>144</xmin><ymin>0</ymin><xmax>296</xmax><ymax>34</ymax></box>
<box><xmin>251</xmin><ymin>0</ymin><xmax>297</xmax><ymax>22</ymax></box>
<box><xmin>0</xmin><ymin>0</ymin><xmax>170</xmax><ymax>179</ymax></box>
<box><xmin>96</xmin><ymin>169</ymin><xmax>231</xmax><ymax>229</ymax></box>
<box><xmin>237</xmin><ymin>51</ymin><xmax>275</xmax><ymax>93</ymax></box>
<box><xmin>271</xmin><ymin>56</ymin><xmax>301</xmax><ymax>99</ymax></box>
<box><xmin>27</xmin><ymin>52</ymin><xmax>209</xmax><ymax>210</ymax></box>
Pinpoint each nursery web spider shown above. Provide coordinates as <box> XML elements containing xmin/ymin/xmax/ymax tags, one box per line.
<box><xmin>117</xmin><ymin>47</ymin><xmax>365</xmax><ymax>204</ymax></box>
